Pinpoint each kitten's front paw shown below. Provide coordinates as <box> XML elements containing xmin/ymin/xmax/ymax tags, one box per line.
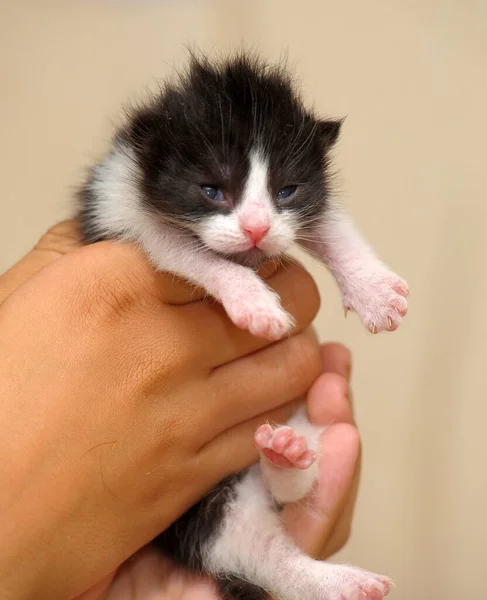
<box><xmin>326</xmin><ymin>565</ymin><xmax>393</xmax><ymax>600</ymax></box>
<box><xmin>223</xmin><ymin>288</ymin><xmax>295</xmax><ymax>340</ymax></box>
<box><xmin>343</xmin><ymin>269</ymin><xmax>409</xmax><ymax>334</ymax></box>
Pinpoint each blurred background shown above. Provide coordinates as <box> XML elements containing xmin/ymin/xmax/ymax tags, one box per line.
<box><xmin>2</xmin><ymin>1</ymin><xmax>486</xmax><ymax>598</ymax></box>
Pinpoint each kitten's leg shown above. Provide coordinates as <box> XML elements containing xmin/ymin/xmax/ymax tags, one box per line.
<box><xmin>204</xmin><ymin>466</ymin><xmax>392</xmax><ymax>600</ymax></box>
<box><xmin>300</xmin><ymin>207</ymin><xmax>409</xmax><ymax>333</ymax></box>
<box><xmin>133</xmin><ymin>221</ymin><xmax>294</xmax><ymax>340</ymax></box>
<box><xmin>158</xmin><ymin>413</ymin><xmax>391</xmax><ymax>600</ymax></box>
<box><xmin>255</xmin><ymin>407</ymin><xmax>322</xmax><ymax>504</ymax></box>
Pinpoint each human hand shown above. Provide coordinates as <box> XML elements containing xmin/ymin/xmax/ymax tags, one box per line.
<box><xmin>0</xmin><ymin>222</ymin><xmax>322</xmax><ymax>600</ymax></box>
<box><xmin>77</xmin><ymin>343</ymin><xmax>359</xmax><ymax>600</ymax></box>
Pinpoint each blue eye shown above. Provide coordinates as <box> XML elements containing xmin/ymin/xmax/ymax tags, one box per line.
<box><xmin>277</xmin><ymin>185</ymin><xmax>297</xmax><ymax>201</ymax></box>
<box><xmin>201</xmin><ymin>186</ymin><xmax>224</xmax><ymax>202</ymax></box>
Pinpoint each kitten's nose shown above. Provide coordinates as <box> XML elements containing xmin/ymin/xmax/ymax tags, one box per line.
<box><xmin>242</xmin><ymin>223</ymin><xmax>270</xmax><ymax>245</ymax></box>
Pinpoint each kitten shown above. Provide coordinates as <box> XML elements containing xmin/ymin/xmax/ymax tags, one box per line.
<box><xmin>77</xmin><ymin>53</ymin><xmax>408</xmax><ymax>600</ymax></box>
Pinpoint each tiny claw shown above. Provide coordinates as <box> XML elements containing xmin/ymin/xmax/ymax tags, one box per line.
<box><xmin>344</xmin><ymin>307</ymin><xmax>349</xmax><ymax>318</ymax></box>
<box><xmin>395</xmin><ymin>285</ymin><xmax>410</xmax><ymax>297</ymax></box>
<box><xmin>388</xmin><ymin>317</ymin><xmax>393</xmax><ymax>329</ymax></box>
<box><xmin>371</xmin><ymin>325</ymin><xmax>377</xmax><ymax>334</ymax></box>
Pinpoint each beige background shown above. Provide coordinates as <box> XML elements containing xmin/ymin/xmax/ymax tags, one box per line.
<box><xmin>2</xmin><ymin>1</ymin><xmax>487</xmax><ymax>598</ymax></box>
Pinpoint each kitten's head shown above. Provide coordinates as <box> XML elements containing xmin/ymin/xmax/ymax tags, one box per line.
<box><xmin>120</xmin><ymin>52</ymin><xmax>341</xmax><ymax>266</ymax></box>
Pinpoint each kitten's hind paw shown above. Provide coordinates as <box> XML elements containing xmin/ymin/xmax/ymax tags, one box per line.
<box><xmin>325</xmin><ymin>565</ymin><xmax>393</xmax><ymax>600</ymax></box>
<box><xmin>254</xmin><ymin>424</ymin><xmax>317</xmax><ymax>470</ymax></box>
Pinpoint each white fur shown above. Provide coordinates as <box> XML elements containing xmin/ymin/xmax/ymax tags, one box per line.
<box><xmin>301</xmin><ymin>206</ymin><xmax>409</xmax><ymax>333</ymax></box>
<box><xmin>237</xmin><ymin>149</ymin><xmax>273</xmax><ymax>244</ymax></box>
<box><xmin>194</xmin><ymin>149</ymin><xmax>297</xmax><ymax>257</ymax></box>
<box><xmin>203</xmin><ymin>411</ymin><xmax>392</xmax><ymax>600</ymax></box>
<box><xmin>88</xmin><ymin>144</ymin><xmax>294</xmax><ymax>340</ymax></box>
<box><xmin>85</xmin><ymin>144</ymin><xmax>146</xmax><ymax>240</ymax></box>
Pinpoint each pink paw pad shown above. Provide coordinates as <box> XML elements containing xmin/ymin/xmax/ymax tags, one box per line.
<box><xmin>335</xmin><ymin>567</ymin><xmax>393</xmax><ymax>600</ymax></box>
<box><xmin>254</xmin><ymin>424</ymin><xmax>317</xmax><ymax>469</ymax></box>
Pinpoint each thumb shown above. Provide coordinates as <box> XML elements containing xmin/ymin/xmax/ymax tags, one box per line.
<box><xmin>282</xmin><ymin>422</ymin><xmax>360</xmax><ymax>558</ymax></box>
<box><xmin>0</xmin><ymin>220</ymin><xmax>81</xmax><ymax>304</ymax></box>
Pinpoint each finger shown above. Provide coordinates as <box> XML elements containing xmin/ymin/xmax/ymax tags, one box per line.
<box><xmin>320</xmin><ymin>444</ymin><xmax>361</xmax><ymax>558</ymax></box>
<box><xmin>306</xmin><ymin>373</ymin><xmax>354</xmax><ymax>426</ymax></box>
<box><xmin>199</xmin><ymin>333</ymin><xmax>322</xmax><ymax>437</ymax></box>
<box><xmin>282</xmin><ymin>422</ymin><xmax>360</xmax><ymax>557</ymax></box>
<box><xmin>0</xmin><ymin>220</ymin><xmax>81</xmax><ymax>304</ymax></box>
<box><xmin>319</xmin><ymin>342</ymin><xmax>355</xmax><ymax>417</ymax></box>
<box><xmin>313</xmin><ymin>344</ymin><xmax>358</xmax><ymax>558</ymax></box>
<box><xmin>178</xmin><ymin>258</ymin><xmax>321</xmax><ymax>366</ymax></box>
<box><xmin>320</xmin><ymin>343</ymin><xmax>352</xmax><ymax>381</ymax></box>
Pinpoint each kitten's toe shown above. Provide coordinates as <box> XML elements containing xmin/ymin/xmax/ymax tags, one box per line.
<box><xmin>343</xmin><ymin>270</ymin><xmax>409</xmax><ymax>334</ymax></box>
<box><xmin>225</xmin><ymin>291</ymin><xmax>294</xmax><ymax>340</ymax></box>
<box><xmin>248</xmin><ymin>306</ymin><xmax>295</xmax><ymax>340</ymax></box>
<box><xmin>326</xmin><ymin>565</ymin><xmax>393</xmax><ymax>600</ymax></box>
<box><xmin>254</xmin><ymin>424</ymin><xmax>317</xmax><ymax>469</ymax></box>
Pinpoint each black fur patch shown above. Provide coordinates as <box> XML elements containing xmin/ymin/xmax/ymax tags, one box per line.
<box><xmin>78</xmin><ymin>51</ymin><xmax>341</xmax><ymax>244</ymax></box>
<box><xmin>215</xmin><ymin>575</ymin><xmax>267</xmax><ymax>600</ymax></box>
<box><xmin>154</xmin><ymin>473</ymin><xmax>243</xmax><ymax>571</ymax></box>
<box><xmin>154</xmin><ymin>471</ymin><xmax>267</xmax><ymax>600</ymax></box>
<box><xmin>123</xmin><ymin>52</ymin><xmax>338</xmax><ymax>223</ymax></box>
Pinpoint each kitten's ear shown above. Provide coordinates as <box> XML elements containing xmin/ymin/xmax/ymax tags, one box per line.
<box><xmin>317</xmin><ymin>118</ymin><xmax>343</xmax><ymax>147</ymax></box>
<box><xmin>119</xmin><ymin>104</ymin><xmax>164</xmax><ymax>156</ymax></box>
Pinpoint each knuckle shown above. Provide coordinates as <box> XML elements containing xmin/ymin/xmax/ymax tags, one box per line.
<box><xmin>296</xmin><ymin>333</ymin><xmax>322</xmax><ymax>374</ymax></box>
<box><xmin>280</xmin><ymin>261</ymin><xmax>321</xmax><ymax>328</ymax></box>
<box><xmin>35</xmin><ymin>220</ymin><xmax>81</xmax><ymax>255</ymax></box>
<box><xmin>332</xmin><ymin>525</ymin><xmax>353</xmax><ymax>555</ymax></box>
<box><xmin>126</xmin><ymin>330</ymin><xmax>185</xmax><ymax>396</ymax></box>
<box><xmin>71</xmin><ymin>242</ymin><xmax>153</xmax><ymax>324</ymax></box>
<box><xmin>284</xmin><ymin>334</ymin><xmax>322</xmax><ymax>393</ymax></box>
<box><xmin>85</xmin><ymin>273</ymin><xmax>139</xmax><ymax>324</ymax></box>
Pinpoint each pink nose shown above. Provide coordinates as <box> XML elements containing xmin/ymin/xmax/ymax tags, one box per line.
<box><xmin>242</xmin><ymin>223</ymin><xmax>270</xmax><ymax>245</ymax></box>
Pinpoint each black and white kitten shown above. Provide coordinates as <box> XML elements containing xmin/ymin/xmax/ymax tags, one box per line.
<box><xmin>77</xmin><ymin>53</ymin><xmax>408</xmax><ymax>600</ymax></box>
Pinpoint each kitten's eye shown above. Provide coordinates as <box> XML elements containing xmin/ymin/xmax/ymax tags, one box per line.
<box><xmin>277</xmin><ymin>185</ymin><xmax>297</xmax><ymax>201</ymax></box>
<box><xmin>201</xmin><ymin>186</ymin><xmax>224</xmax><ymax>202</ymax></box>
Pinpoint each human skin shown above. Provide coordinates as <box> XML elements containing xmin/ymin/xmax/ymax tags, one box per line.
<box><xmin>0</xmin><ymin>222</ymin><xmax>360</xmax><ymax>600</ymax></box>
